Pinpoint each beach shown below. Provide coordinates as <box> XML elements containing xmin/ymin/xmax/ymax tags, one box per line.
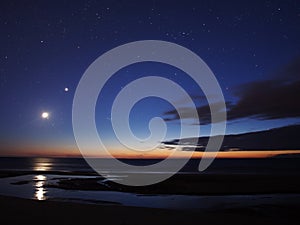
<box><xmin>1</xmin><ymin>195</ymin><xmax>300</xmax><ymax>225</ymax></box>
<box><xmin>1</xmin><ymin>157</ymin><xmax>300</xmax><ymax>224</ymax></box>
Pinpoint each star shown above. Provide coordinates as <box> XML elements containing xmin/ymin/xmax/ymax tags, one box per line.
<box><xmin>41</xmin><ymin>112</ymin><xmax>49</xmax><ymax>119</ymax></box>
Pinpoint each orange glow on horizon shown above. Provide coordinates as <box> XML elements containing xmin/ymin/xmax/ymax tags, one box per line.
<box><xmin>1</xmin><ymin>145</ymin><xmax>300</xmax><ymax>159</ymax></box>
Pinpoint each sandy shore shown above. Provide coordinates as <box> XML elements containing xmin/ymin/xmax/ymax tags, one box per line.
<box><xmin>2</xmin><ymin>170</ymin><xmax>300</xmax><ymax>195</ymax></box>
<box><xmin>45</xmin><ymin>173</ymin><xmax>300</xmax><ymax>195</ymax></box>
<box><xmin>1</xmin><ymin>166</ymin><xmax>300</xmax><ymax>224</ymax></box>
<box><xmin>1</xmin><ymin>195</ymin><xmax>300</xmax><ymax>225</ymax></box>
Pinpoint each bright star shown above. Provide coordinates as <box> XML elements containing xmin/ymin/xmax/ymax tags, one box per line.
<box><xmin>41</xmin><ymin>112</ymin><xmax>49</xmax><ymax>119</ymax></box>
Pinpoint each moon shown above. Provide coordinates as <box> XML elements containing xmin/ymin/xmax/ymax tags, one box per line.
<box><xmin>41</xmin><ymin>112</ymin><xmax>49</xmax><ymax>119</ymax></box>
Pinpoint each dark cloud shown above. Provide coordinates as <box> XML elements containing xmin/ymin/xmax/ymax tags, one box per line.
<box><xmin>229</xmin><ymin>57</ymin><xmax>300</xmax><ymax>120</ymax></box>
<box><xmin>164</xmin><ymin>101</ymin><xmax>229</xmax><ymax>125</ymax></box>
<box><xmin>228</xmin><ymin>79</ymin><xmax>300</xmax><ymax>120</ymax></box>
<box><xmin>162</xmin><ymin>125</ymin><xmax>300</xmax><ymax>151</ymax></box>
<box><xmin>164</xmin><ymin>57</ymin><xmax>300</xmax><ymax>123</ymax></box>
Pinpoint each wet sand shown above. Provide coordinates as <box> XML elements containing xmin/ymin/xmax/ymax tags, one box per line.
<box><xmin>1</xmin><ymin>195</ymin><xmax>300</xmax><ymax>225</ymax></box>
<box><xmin>45</xmin><ymin>173</ymin><xmax>300</xmax><ymax>195</ymax></box>
<box><xmin>1</xmin><ymin>169</ymin><xmax>300</xmax><ymax>224</ymax></box>
<box><xmin>2</xmin><ymin>170</ymin><xmax>300</xmax><ymax>195</ymax></box>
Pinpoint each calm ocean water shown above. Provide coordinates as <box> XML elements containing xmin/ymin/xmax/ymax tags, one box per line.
<box><xmin>1</xmin><ymin>157</ymin><xmax>300</xmax><ymax>210</ymax></box>
<box><xmin>0</xmin><ymin>156</ymin><xmax>300</xmax><ymax>175</ymax></box>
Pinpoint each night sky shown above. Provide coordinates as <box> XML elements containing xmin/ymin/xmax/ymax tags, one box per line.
<box><xmin>0</xmin><ymin>0</ymin><xmax>300</xmax><ymax>157</ymax></box>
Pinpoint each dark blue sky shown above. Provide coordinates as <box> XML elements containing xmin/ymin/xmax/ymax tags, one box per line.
<box><xmin>0</xmin><ymin>0</ymin><xmax>299</xmax><ymax>156</ymax></box>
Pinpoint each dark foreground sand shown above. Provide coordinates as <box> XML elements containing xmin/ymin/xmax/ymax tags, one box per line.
<box><xmin>1</xmin><ymin>168</ymin><xmax>300</xmax><ymax>225</ymax></box>
<box><xmin>3</xmin><ymin>170</ymin><xmax>300</xmax><ymax>195</ymax></box>
<box><xmin>1</xmin><ymin>195</ymin><xmax>300</xmax><ymax>225</ymax></box>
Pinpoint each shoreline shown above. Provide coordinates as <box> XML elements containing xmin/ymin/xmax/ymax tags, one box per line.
<box><xmin>1</xmin><ymin>195</ymin><xmax>300</xmax><ymax>225</ymax></box>
<box><xmin>1</xmin><ymin>166</ymin><xmax>300</xmax><ymax>224</ymax></box>
<box><xmin>1</xmin><ymin>170</ymin><xmax>300</xmax><ymax>195</ymax></box>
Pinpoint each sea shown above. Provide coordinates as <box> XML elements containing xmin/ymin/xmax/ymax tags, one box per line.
<box><xmin>0</xmin><ymin>157</ymin><xmax>300</xmax><ymax>210</ymax></box>
<box><xmin>0</xmin><ymin>156</ymin><xmax>300</xmax><ymax>174</ymax></box>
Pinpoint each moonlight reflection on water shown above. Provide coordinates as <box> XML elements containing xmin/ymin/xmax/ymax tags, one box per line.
<box><xmin>33</xmin><ymin>175</ymin><xmax>47</xmax><ymax>201</ymax></box>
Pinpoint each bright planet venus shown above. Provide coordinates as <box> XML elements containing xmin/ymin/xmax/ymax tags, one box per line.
<box><xmin>41</xmin><ymin>112</ymin><xmax>49</xmax><ymax>119</ymax></box>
